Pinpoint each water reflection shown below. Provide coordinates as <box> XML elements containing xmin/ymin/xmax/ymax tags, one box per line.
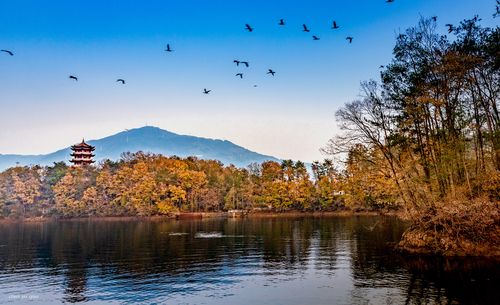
<box><xmin>0</xmin><ymin>217</ymin><xmax>498</xmax><ymax>304</ymax></box>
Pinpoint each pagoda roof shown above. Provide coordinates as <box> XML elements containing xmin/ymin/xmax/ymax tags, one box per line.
<box><xmin>71</xmin><ymin>153</ymin><xmax>95</xmax><ymax>157</ymax></box>
<box><xmin>70</xmin><ymin>159</ymin><xmax>95</xmax><ymax>164</ymax></box>
<box><xmin>71</xmin><ymin>138</ymin><xmax>95</xmax><ymax>150</ymax></box>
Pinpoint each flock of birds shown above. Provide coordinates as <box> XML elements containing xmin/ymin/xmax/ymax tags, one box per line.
<box><xmin>202</xmin><ymin>18</ymin><xmax>356</xmax><ymax>94</ymax></box>
<box><xmin>2</xmin><ymin>0</ymin><xmax>498</xmax><ymax>95</ymax></box>
<box><xmin>0</xmin><ymin>14</ymin><xmax>359</xmax><ymax>95</ymax></box>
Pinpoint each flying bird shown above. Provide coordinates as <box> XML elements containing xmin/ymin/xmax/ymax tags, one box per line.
<box><xmin>116</xmin><ymin>79</ymin><xmax>125</xmax><ymax>84</ymax></box>
<box><xmin>203</xmin><ymin>88</ymin><xmax>211</xmax><ymax>94</ymax></box>
<box><xmin>165</xmin><ymin>44</ymin><xmax>173</xmax><ymax>52</ymax></box>
<box><xmin>245</xmin><ymin>24</ymin><xmax>254</xmax><ymax>32</ymax></box>
<box><xmin>332</xmin><ymin>21</ymin><xmax>340</xmax><ymax>29</ymax></box>
<box><xmin>346</xmin><ymin>36</ymin><xmax>353</xmax><ymax>43</ymax></box>
<box><xmin>233</xmin><ymin>60</ymin><xmax>240</xmax><ymax>66</ymax></box>
<box><xmin>302</xmin><ymin>24</ymin><xmax>310</xmax><ymax>32</ymax></box>
<box><xmin>279</xmin><ymin>19</ymin><xmax>285</xmax><ymax>26</ymax></box>
<box><xmin>236</xmin><ymin>73</ymin><xmax>243</xmax><ymax>79</ymax></box>
<box><xmin>386</xmin><ymin>0</ymin><xmax>394</xmax><ymax>3</ymax></box>
<box><xmin>431</xmin><ymin>16</ymin><xmax>438</xmax><ymax>22</ymax></box>
<box><xmin>240</xmin><ymin>61</ymin><xmax>249</xmax><ymax>67</ymax></box>
<box><xmin>69</xmin><ymin>75</ymin><xmax>78</xmax><ymax>81</ymax></box>
<box><xmin>445</xmin><ymin>24</ymin><xmax>454</xmax><ymax>33</ymax></box>
<box><xmin>1</xmin><ymin>49</ymin><xmax>13</xmax><ymax>56</ymax></box>
<box><xmin>267</xmin><ymin>69</ymin><xmax>276</xmax><ymax>76</ymax></box>
<box><xmin>312</xmin><ymin>35</ymin><xmax>320</xmax><ymax>40</ymax></box>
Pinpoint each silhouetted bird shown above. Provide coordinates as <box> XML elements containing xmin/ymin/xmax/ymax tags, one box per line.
<box><xmin>386</xmin><ymin>0</ymin><xmax>394</xmax><ymax>3</ymax></box>
<box><xmin>165</xmin><ymin>44</ymin><xmax>173</xmax><ymax>52</ymax></box>
<box><xmin>302</xmin><ymin>24</ymin><xmax>310</xmax><ymax>32</ymax></box>
<box><xmin>432</xmin><ymin>16</ymin><xmax>438</xmax><ymax>22</ymax></box>
<box><xmin>69</xmin><ymin>75</ymin><xmax>78</xmax><ymax>81</ymax></box>
<box><xmin>1</xmin><ymin>49</ymin><xmax>13</xmax><ymax>56</ymax></box>
<box><xmin>241</xmin><ymin>61</ymin><xmax>249</xmax><ymax>67</ymax></box>
<box><xmin>234</xmin><ymin>60</ymin><xmax>240</xmax><ymax>66</ymax></box>
<box><xmin>116</xmin><ymin>79</ymin><xmax>125</xmax><ymax>84</ymax></box>
<box><xmin>245</xmin><ymin>24</ymin><xmax>254</xmax><ymax>32</ymax></box>
<box><xmin>346</xmin><ymin>36</ymin><xmax>353</xmax><ymax>43</ymax></box>
<box><xmin>267</xmin><ymin>69</ymin><xmax>276</xmax><ymax>76</ymax></box>
<box><xmin>332</xmin><ymin>21</ymin><xmax>340</xmax><ymax>29</ymax></box>
<box><xmin>312</xmin><ymin>35</ymin><xmax>320</xmax><ymax>40</ymax></box>
<box><xmin>236</xmin><ymin>73</ymin><xmax>243</xmax><ymax>79</ymax></box>
<box><xmin>445</xmin><ymin>24</ymin><xmax>454</xmax><ymax>33</ymax></box>
<box><xmin>279</xmin><ymin>19</ymin><xmax>285</xmax><ymax>26</ymax></box>
<box><xmin>379</xmin><ymin>65</ymin><xmax>385</xmax><ymax>69</ymax></box>
<box><xmin>203</xmin><ymin>88</ymin><xmax>211</xmax><ymax>94</ymax></box>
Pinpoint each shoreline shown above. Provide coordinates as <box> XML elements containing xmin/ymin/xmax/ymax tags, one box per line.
<box><xmin>2</xmin><ymin>211</ymin><xmax>498</xmax><ymax>259</ymax></box>
<box><xmin>247</xmin><ymin>210</ymin><xmax>400</xmax><ymax>218</ymax></box>
<box><xmin>0</xmin><ymin>210</ymin><xmax>401</xmax><ymax>223</ymax></box>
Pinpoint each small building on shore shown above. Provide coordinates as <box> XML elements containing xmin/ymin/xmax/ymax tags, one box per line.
<box><xmin>70</xmin><ymin>139</ymin><xmax>95</xmax><ymax>166</ymax></box>
<box><xmin>227</xmin><ymin>210</ymin><xmax>248</xmax><ymax>218</ymax></box>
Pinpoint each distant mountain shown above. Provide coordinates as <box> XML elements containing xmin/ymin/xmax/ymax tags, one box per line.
<box><xmin>0</xmin><ymin>126</ymin><xmax>281</xmax><ymax>171</ymax></box>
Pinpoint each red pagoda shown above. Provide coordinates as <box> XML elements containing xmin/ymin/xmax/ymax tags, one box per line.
<box><xmin>70</xmin><ymin>139</ymin><xmax>95</xmax><ymax>166</ymax></box>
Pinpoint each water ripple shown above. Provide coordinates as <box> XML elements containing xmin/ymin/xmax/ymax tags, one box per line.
<box><xmin>0</xmin><ymin>217</ymin><xmax>497</xmax><ymax>305</ymax></box>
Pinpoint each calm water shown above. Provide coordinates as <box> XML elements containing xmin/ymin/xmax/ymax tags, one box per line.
<box><xmin>0</xmin><ymin>217</ymin><xmax>498</xmax><ymax>305</ymax></box>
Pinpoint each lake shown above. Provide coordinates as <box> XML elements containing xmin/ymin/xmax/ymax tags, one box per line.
<box><xmin>0</xmin><ymin>216</ymin><xmax>498</xmax><ymax>304</ymax></box>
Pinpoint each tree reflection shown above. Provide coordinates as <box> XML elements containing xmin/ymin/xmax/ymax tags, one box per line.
<box><xmin>0</xmin><ymin>217</ymin><xmax>498</xmax><ymax>304</ymax></box>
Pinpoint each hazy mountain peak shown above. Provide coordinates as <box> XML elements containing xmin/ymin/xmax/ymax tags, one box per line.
<box><xmin>0</xmin><ymin>126</ymin><xmax>280</xmax><ymax>171</ymax></box>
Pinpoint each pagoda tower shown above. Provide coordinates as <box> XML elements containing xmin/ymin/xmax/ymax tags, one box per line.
<box><xmin>70</xmin><ymin>139</ymin><xmax>95</xmax><ymax>166</ymax></box>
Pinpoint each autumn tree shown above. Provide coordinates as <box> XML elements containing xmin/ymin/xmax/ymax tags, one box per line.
<box><xmin>0</xmin><ymin>166</ymin><xmax>43</xmax><ymax>216</ymax></box>
<box><xmin>53</xmin><ymin>167</ymin><xmax>97</xmax><ymax>217</ymax></box>
<box><xmin>325</xmin><ymin>16</ymin><xmax>500</xmax><ymax>254</ymax></box>
<box><xmin>312</xmin><ymin>159</ymin><xmax>342</xmax><ymax>210</ymax></box>
<box><xmin>258</xmin><ymin>160</ymin><xmax>314</xmax><ymax>211</ymax></box>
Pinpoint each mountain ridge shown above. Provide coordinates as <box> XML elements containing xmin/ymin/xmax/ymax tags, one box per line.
<box><xmin>0</xmin><ymin>126</ymin><xmax>281</xmax><ymax>171</ymax></box>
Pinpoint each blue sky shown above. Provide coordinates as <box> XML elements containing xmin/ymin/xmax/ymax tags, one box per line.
<box><xmin>0</xmin><ymin>0</ymin><xmax>497</xmax><ymax>162</ymax></box>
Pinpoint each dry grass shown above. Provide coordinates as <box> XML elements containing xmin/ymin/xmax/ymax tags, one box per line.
<box><xmin>397</xmin><ymin>197</ymin><xmax>500</xmax><ymax>256</ymax></box>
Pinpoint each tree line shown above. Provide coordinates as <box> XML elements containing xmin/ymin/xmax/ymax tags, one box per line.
<box><xmin>1</xmin><ymin>152</ymin><xmax>387</xmax><ymax>217</ymax></box>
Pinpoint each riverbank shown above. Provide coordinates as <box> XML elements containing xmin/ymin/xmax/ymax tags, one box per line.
<box><xmin>396</xmin><ymin>199</ymin><xmax>500</xmax><ymax>258</ymax></box>
<box><xmin>247</xmin><ymin>210</ymin><xmax>399</xmax><ymax>218</ymax></box>
<box><xmin>396</xmin><ymin>230</ymin><xmax>500</xmax><ymax>257</ymax></box>
<box><xmin>0</xmin><ymin>209</ymin><xmax>401</xmax><ymax>223</ymax></box>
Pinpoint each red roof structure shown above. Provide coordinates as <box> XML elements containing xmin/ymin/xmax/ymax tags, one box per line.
<box><xmin>70</xmin><ymin>139</ymin><xmax>95</xmax><ymax>166</ymax></box>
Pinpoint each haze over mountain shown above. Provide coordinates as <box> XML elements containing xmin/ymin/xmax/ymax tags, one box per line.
<box><xmin>0</xmin><ymin>126</ymin><xmax>280</xmax><ymax>171</ymax></box>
